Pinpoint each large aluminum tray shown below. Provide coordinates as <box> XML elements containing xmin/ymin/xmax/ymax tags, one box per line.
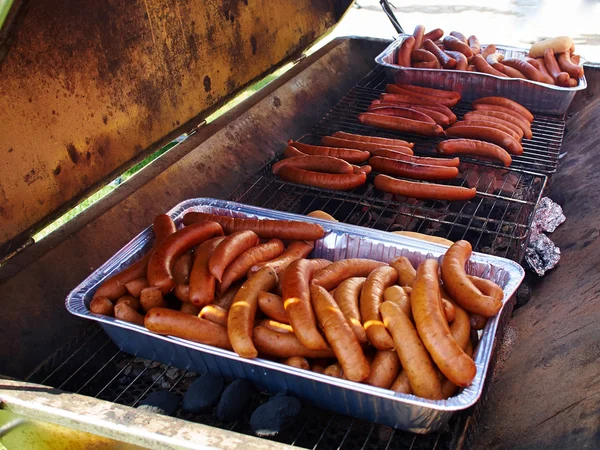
<box><xmin>66</xmin><ymin>198</ymin><xmax>525</xmax><ymax>433</ymax></box>
<box><xmin>375</xmin><ymin>36</ymin><xmax>586</xmax><ymax>115</ymax></box>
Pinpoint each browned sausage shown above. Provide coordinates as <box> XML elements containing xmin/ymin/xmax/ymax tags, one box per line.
<box><xmin>535</xmin><ymin>57</ymin><xmax>556</xmax><ymax>85</ymax></box>
<box><xmin>180</xmin><ymin>302</ymin><xmax>201</xmax><ymax>316</ymax></box>
<box><xmin>481</xmin><ymin>44</ymin><xmax>496</xmax><ymax>59</ymax></box>
<box><xmin>173</xmin><ymin>252</ymin><xmax>193</xmax><ymax>285</ymax></box>
<box><xmin>450</xmin><ymin>31</ymin><xmax>468</xmax><ymax>44</ymax></box>
<box><xmin>437</xmin><ymin>139</ymin><xmax>512</xmax><ymax>167</ymax></box>
<box><xmin>472</xmin><ymin>54</ymin><xmax>508</xmax><ymax>77</ymax></box>
<box><xmin>557</xmin><ymin>52</ymin><xmax>584</xmax><ymax>78</ymax></box>
<box><xmin>360</xmin><ymin>266</ymin><xmax>397</xmax><ymax>350</ymax></box>
<box><xmin>390</xmin><ymin>370</ymin><xmax>413</xmax><ymax>394</ymax></box>
<box><xmin>253</xmin><ymin>325</ymin><xmax>334</xmax><ymax>359</ymax></box>
<box><xmin>140</xmin><ymin>287</ymin><xmax>167</xmax><ymax>312</ymax></box>
<box><xmin>446</xmin><ymin>125</ymin><xmax>523</xmax><ymax>155</ymax></box>
<box><xmin>249</xmin><ymin>240</ymin><xmax>314</xmax><ymax>276</ymax></box>
<box><xmin>312</xmin><ymin>259</ymin><xmax>387</xmax><ymax>291</ymax></box>
<box><xmin>367</xmin><ymin>106</ymin><xmax>437</xmax><ymax>124</ymax></box>
<box><xmin>358</xmin><ymin>113</ymin><xmax>445</xmax><ymax>137</ymax></box>
<box><xmin>364</xmin><ymin>350</ymin><xmax>401</xmax><ymax>389</ymax></box>
<box><xmin>188</xmin><ymin>236</ymin><xmax>225</xmax><ymax>307</ymax></box>
<box><xmin>445</xmin><ymin>50</ymin><xmax>468</xmax><ymax>71</ymax></box>
<box><xmin>472</xmin><ymin>96</ymin><xmax>534</xmax><ymax>123</ymax></box>
<box><xmin>468</xmin><ymin>35</ymin><xmax>481</xmax><ymax>54</ymax></box>
<box><xmin>174</xmin><ymin>284</ymin><xmax>190</xmax><ymax>302</ymax></box>
<box><xmin>423</xmin><ymin>28</ymin><xmax>443</xmax><ymax>42</ymax></box>
<box><xmin>116</xmin><ymin>295</ymin><xmax>141</xmax><ymax>310</ymax></box>
<box><xmin>213</xmin><ymin>282</ymin><xmax>242</xmax><ymax>311</ymax></box>
<box><xmin>374</xmin><ymin>175</ymin><xmax>477</xmax><ymax>201</ymax></box>
<box><xmin>372</xmin><ymin>149</ymin><xmax>459</xmax><ymax>167</ymax></box>
<box><xmin>281</xmin><ymin>356</ymin><xmax>310</xmax><ymax>370</ymax></box>
<box><xmin>330</xmin><ymin>131</ymin><xmax>414</xmax><ymax>149</ymax></box>
<box><xmin>381</xmin><ymin>89</ymin><xmax>459</xmax><ymax>107</ymax></box>
<box><xmin>257</xmin><ymin>292</ymin><xmax>289</xmax><ymax>323</ymax></box>
<box><xmin>199</xmin><ymin>304</ymin><xmax>228</xmax><ymax>327</ymax></box>
<box><xmin>320</xmin><ymin>135</ymin><xmax>414</xmax><ymax>155</ymax></box>
<box><xmin>124</xmin><ymin>278</ymin><xmax>149</xmax><ymax>298</ymax></box>
<box><xmin>90</xmin><ymin>296</ymin><xmax>114</xmax><ymax>316</ymax></box>
<box><xmin>397</xmin><ymin>36</ymin><xmax>415</xmax><ymax>67</ymax></box>
<box><xmin>333</xmin><ymin>277</ymin><xmax>368</xmax><ymax>344</ymax></box>
<box><xmin>272</xmin><ymin>155</ymin><xmax>354</xmax><ymax>176</ymax></box>
<box><xmin>209</xmin><ymin>230</ymin><xmax>260</xmax><ymax>282</ymax></box>
<box><xmin>388</xmin><ymin>84</ymin><xmax>461</xmax><ymax>102</ymax></box>
<box><xmin>278</xmin><ymin>167</ymin><xmax>367</xmax><ymax>191</ymax></box>
<box><xmin>465</xmin><ymin>109</ymin><xmax>531</xmax><ymax>139</ymax></box>
<box><xmin>463</xmin><ymin>112</ymin><xmax>524</xmax><ymax>139</ymax></box>
<box><xmin>114</xmin><ymin>303</ymin><xmax>145</xmax><ymax>326</ymax></box>
<box><xmin>369</xmin><ymin>156</ymin><xmax>459</xmax><ymax>181</ymax></box>
<box><xmin>383</xmin><ymin>285</ymin><xmax>412</xmax><ymax>318</ymax></box>
<box><xmin>453</xmin><ymin>120</ymin><xmax>520</xmax><ymax>143</ymax></box>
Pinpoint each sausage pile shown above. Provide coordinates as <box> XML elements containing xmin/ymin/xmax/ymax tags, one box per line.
<box><xmin>90</xmin><ymin>212</ymin><xmax>505</xmax><ymax>401</ymax></box>
<box><xmin>396</xmin><ymin>26</ymin><xmax>584</xmax><ymax>87</ymax></box>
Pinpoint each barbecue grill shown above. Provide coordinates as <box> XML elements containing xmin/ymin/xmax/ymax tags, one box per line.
<box><xmin>1</xmin><ymin>1</ymin><xmax>598</xmax><ymax>449</ymax></box>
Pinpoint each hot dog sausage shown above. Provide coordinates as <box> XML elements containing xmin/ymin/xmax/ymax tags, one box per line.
<box><xmin>390</xmin><ymin>256</ymin><xmax>416</xmax><ymax>286</ymax></box>
<box><xmin>272</xmin><ymin>155</ymin><xmax>354</xmax><ymax>176</ymax></box>
<box><xmin>388</xmin><ymin>84</ymin><xmax>461</xmax><ymax>102</ymax></box>
<box><xmin>287</xmin><ymin>141</ymin><xmax>371</xmax><ymax>163</ymax></box>
<box><xmin>311</xmin><ymin>285</ymin><xmax>371</xmax><ymax>382</ymax></box>
<box><xmin>372</xmin><ymin>149</ymin><xmax>460</xmax><ymax>167</ymax></box>
<box><xmin>364</xmin><ymin>350</ymin><xmax>401</xmax><ymax>389</ymax></box>
<box><xmin>124</xmin><ymin>278</ymin><xmax>149</xmax><ymax>298</ymax></box>
<box><xmin>437</xmin><ymin>139</ymin><xmax>512</xmax><ymax>167</ymax></box>
<box><xmin>188</xmin><ymin>236</ymin><xmax>225</xmax><ymax>307</ymax></box>
<box><xmin>249</xmin><ymin>240</ymin><xmax>314</xmax><ymax>276</ymax></box>
<box><xmin>278</xmin><ymin>166</ymin><xmax>367</xmax><ymax>191</ymax></box>
<box><xmin>220</xmin><ymin>239</ymin><xmax>285</xmax><ymax>294</ymax></box>
<box><xmin>468</xmin><ymin>275</ymin><xmax>504</xmax><ymax>302</ymax></box>
<box><xmin>544</xmin><ymin>48</ymin><xmax>571</xmax><ymax>87</ymax></box>
<box><xmin>253</xmin><ymin>325</ymin><xmax>334</xmax><ymax>358</ymax></box>
<box><xmin>390</xmin><ymin>370</ymin><xmax>413</xmax><ymax>394</ymax></box>
<box><xmin>199</xmin><ymin>304</ymin><xmax>228</xmax><ymax>327</ymax></box>
<box><xmin>450</xmin><ymin>31</ymin><xmax>468</xmax><ymax>44</ymax></box>
<box><xmin>283</xmin><ymin>146</ymin><xmax>306</xmax><ymax>158</ymax></box>
<box><xmin>472</xmin><ymin>54</ymin><xmax>508</xmax><ymax>77</ymax></box>
<box><xmin>90</xmin><ymin>296</ymin><xmax>114</xmax><ymax>316</ymax></box>
<box><xmin>360</xmin><ymin>266</ymin><xmax>397</xmax><ymax>350</ymax></box>
<box><xmin>453</xmin><ymin>120</ymin><xmax>520</xmax><ymax>143</ymax></box>
<box><xmin>259</xmin><ymin>319</ymin><xmax>294</xmax><ymax>334</ymax></box>
<box><xmin>465</xmin><ymin>109</ymin><xmax>532</xmax><ymax>139</ymax></box>
<box><xmin>323</xmin><ymin>362</ymin><xmax>344</xmax><ymax>378</ymax></box>
<box><xmin>444</xmin><ymin>50</ymin><xmax>468</xmax><ymax>71</ymax></box>
<box><xmin>396</xmin><ymin>36</ymin><xmax>415</xmax><ymax>67</ymax></box>
<box><xmin>374</xmin><ymin>175</ymin><xmax>477</xmax><ymax>201</ymax></box>
<box><xmin>333</xmin><ymin>277</ymin><xmax>368</xmax><ymax>344</ymax></box>
<box><xmin>370</xmin><ymin>100</ymin><xmax>457</xmax><ymax>123</ymax></box>
<box><xmin>282</xmin><ymin>356</ymin><xmax>310</xmax><ymax>370</ymax></box>
<box><xmin>412</xmin><ymin>49</ymin><xmax>439</xmax><ymax>66</ymax></box>
<box><xmin>209</xmin><ymin>230</ymin><xmax>260</xmax><ymax>282</ymax></box>
<box><xmin>470</xmin><ymin>313</ymin><xmax>487</xmax><ymax>331</ymax></box>
<box><xmin>443</xmin><ymin>36</ymin><xmax>473</xmax><ymax>57</ymax></box>
<box><xmin>383</xmin><ymin>285</ymin><xmax>412</xmax><ymax>319</ymax></box>
<box><xmin>320</xmin><ymin>136</ymin><xmax>414</xmax><ymax>155</ymax></box>
<box><xmin>352</xmin><ymin>165</ymin><xmax>372</xmax><ymax>175</ymax></box>
<box><xmin>472</xmin><ymin>97</ymin><xmax>534</xmax><ymax>123</ymax></box>
<box><xmin>423</xmin><ymin>28</ymin><xmax>443</xmax><ymax>42</ymax></box>
<box><xmin>381</xmin><ymin>89</ymin><xmax>458</xmax><ymax>107</ymax></box>
<box><xmin>468</xmin><ymin>35</ymin><xmax>481</xmax><ymax>54</ymax></box>
<box><xmin>147</xmin><ymin>221</ymin><xmax>224</xmax><ymax>294</ymax></box>
<box><xmin>535</xmin><ymin>57</ymin><xmax>555</xmax><ymax>85</ymax></box>
<box><xmin>413</xmin><ymin>25</ymin><xmax>426</xmax><ymax>49</ymax></box>
<box><xmin>446</xmin><ymin>125</ymin><xmax>523</xmax><ymax>155</ymax></box>
<box><xmin>214</xmin><ymin>282</ymin><xmax>242</xmax><ymax>311</ymax></box>
<box><xmin>140</xmin><ymin>287</ymin><xmax>167</xmax><ymax>312</ymax></box>
<box><xmin>258</xmin><ymin>291</ymin><xmax>289</xmax><ymax>323</ymax></box>
<box><xmin>412</xmin><ymin>259</ymin><xmax>476</xmax><ymax>387</ymax></box>
<box><xmin>380</xmin><ymin>301</ymin><xmax>444</xmax><ymax>399</ymax></box>
<box><xmin>182</xmin><ymin>212</ymin><xmax>325</xmax><ymax>241</ymax></box>
<box><xmin>481</xmin><ymin>44</ymin><xmax>496</xmax><ymax>59</ymax></box>
<box><xmin>449</xmin><ymin>301</ymin><xmax>471</xmax><ymax>350</ymax></box>
<box><xmin>174</xmin><ymin>284</ymin><xmax>190</xmax><ymax>302</ymax></box>
<box><xmin>500</xmin><ymin>58</ymin><xmax>545</xmax><ymax>82</ymax></box>
<box><xmin>228</xmin><ymin>266</ymin><xmax>278</xmax><ymax>358</ymax></box>
<box><xmin>116</xmin><ymin>295</ymin><xmax>141</xmax><ymax>311</ymax></box>
<box><xmin>463</xmin><ymin>113</ymin><xmax>524</xmax><ymax>139</ymax></box>
<box><xmin>367</xmin><ymin>106</ymin><xmax>437</xmax><ymax>124</ymax></box>
<box><xmin>114</xmin><ymin>302</ymin><xmax>145</xmax><ymax>326</ymax></box>
<box><xmin>173</xmin><ymin>253</ymin><xmax>193</xmax><ymax>285</ymax></box>
<box><xmin>331</xmin><ymin>131</ymin><xmax>414</xmax><ymax>149</ymax></box>
<box><xmin>282</xmin><ymin>259</ymin><xmax>329</xmax><ymax>351</ymax></box>
<box><xmin>312</xmin><ymin>259</ymin><xmax>387</xmax><ymax>291</ymax></box>
<box><xmin>369</xmin><ymin>156</ymin><xmax>459</xmax><ymax>181</ymax></box>
<box><xmin>358</xmin><ymin>113</ymin><xmax>445</xmax><ymax>137</ymax></box>
<box><xmin>557</xmin><ymin>52</ymin><xmax>584</xmax><ymax>79</ymax></box>
<box><xmin>180</xmin><ymin>302</ymin><xmax>201</xmax><ymax>316</ymax></box>
<box><xmin>441</xmin><ymin>241</ymin><xmax>503</xmax><ymax>317</ymax></box>
<box><xmin>423</xmin><ymin>39</ymin><xmax>456</xmax><ymax>69</ymax></box>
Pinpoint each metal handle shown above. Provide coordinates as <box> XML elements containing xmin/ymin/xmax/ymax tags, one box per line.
<box><xmin>379</xmin><ymin>0</ymin><xmax>404</xmax><ymax>35</ymax></box>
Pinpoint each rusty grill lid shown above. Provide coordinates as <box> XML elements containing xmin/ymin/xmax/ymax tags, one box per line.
<box><xmin>0</xmin><ymin>0</ymin><xmax>352</xmax><ymax>253</ymax></box>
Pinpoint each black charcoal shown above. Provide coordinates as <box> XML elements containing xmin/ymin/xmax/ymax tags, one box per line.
<box><xmin>137</xmin><ymin>390</ymin><xmax>181</xmax><ymax>416</ymax></box>
<box><xmin>182</xmin><ymin>374</ymin><xmax>225</xmax><ymax>413</ymax></box>
<box><xmin>250</xmin><ymin>395</ymin><xmax>301</xmax><ymax>437</ymax></box>
<box><xmin>216</xmin><ymin>379</ymin><xmax>254</xmax><ymax>422</ymax></box>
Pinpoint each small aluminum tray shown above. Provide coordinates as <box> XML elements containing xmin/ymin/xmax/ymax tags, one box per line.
<box><xmin>66</xmin><ymin>198</ymin><xmax>525</xmax><ymax>433</ymax></box>
<box><xmin>375</xmin><ymin>36</ymin><xmax>586</xmax><ymax>116</ymax></box>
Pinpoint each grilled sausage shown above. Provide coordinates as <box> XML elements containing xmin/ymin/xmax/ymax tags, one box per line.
<box><xmin>472</xmin><ymin>97</ymin><xmax>534</xmax><ymax>123</ymax></box>
<box><xmin>253</xmin><ymin>326</ymin><xmax>335</xmax><ymax>358</ymax></box>
<box><xmin>312</xmin><ymin>259</ymin><xmax>387</xmax><ymax>291</ymax></box>
<box><xmin>286</xmin><ymin>141</ymin><xmax>371</xmax><ymax>164</ymax></box>
<box><xmin>258</xmin><ymin>292</ymin><xmax>289</xmax><ymax>323</ymax></box>
<box><xmin>360</xmin><ymin>266</ymin><xmax>398</xmax><ymax>350</ymax></box>
<box><xmin>372</xmin><ymin>149</ymin><xmax>459</xmax><ymax>167</ymax></box>
<box><xmin>358</xmin><ymin>113</ymin><xmax>445</xmax><ymax>137</ymax></box>
<box><xmin>374</xmin><ymin>174</ymin><xmax>477</xmax><ymax>201</ymax></box>
<box><xmin>199</xmin><ymin>304</ymin><xmax>228</xmax><ymax>327</ymax></box>
<box><xmin>114</xmin><ymin>303</ymin><xmax>145</xmax><ymax>326</ymax></box>
<box><xmin>437</xmin><ymin>139</ymin><xmax>512</xmax><ymax>167</ymax></box>
<box><xmin>320</xmin><ymin>135</ymin><xmax>414</xmax><ymax>155</ymax></box>
<box><xmin>443</xmin><ymin>36</ymin><xmax>473</xmax><ymax>57</ymax></box>
<box><xmin>397</xmin><ymin>36</ymin><xmax>415</xmax><ymax>67</ymax></box>
<box><xmin>446</xmin><ymin>126</ymin><xmax>523</xmax><ymax>155</ymax></box>
<box><xmin>272</xmin><ymin>155</ymin><xmax>354</xmax><ymax>175</ymax></box>
<box><xmin>465</xmin><ymin>109</ymin><xmax>531</xmax><ymax>139</ymax></box>
<box><xmin>281</xmin><ymin>356</ymin><xmax>310</xmax><ymax>370</ymax></box>
<box><xmin>423</xmin><ymin>39</ymin><xmax>456</xmax><ymax>69</ymax></box>
<box><xmin>189</xmin><ymin>236</ymin><xmax>225</xmax><ymax>307</ymax></box>
<box><xmin>468</xmin><ymin>35</ymin><xmax>481</xmax><ymax>54</ymax></box>
<box><xmin>278</xmin><ymin>167</ymin><xmax>367</xmax><ymax>191</ymax></box>
<box><xmin>369</xmin><ymin>156</ymin><xmax>459</xmax><ymax>181</ymax></box>
<box><xmin>544</xmin><ymin>48</ymin><xmax>571</xmax><ymax>87</ymax></box>
<box><xmin>333</xmin><ymin>277</ymin><xmax>368</xmax><ymax>344</ymax></box>
<box><xmin>557</xmin><ymin>52</ymin><xmax>584</xmax><ymax>79</ymax></box>
<box><xmin>331</xmin><ymin>131</ymin><xmax>414</xmax><ymax>149</ymax></box>
<box><xmin>249</xmin><ymin>240</ymin><xmax>314</xmax><ymax>276</ymax></box>
<box><xmin>413</xmin><ymin>25</ymin><xmax>426</xmax><ymax>49</ymax></box>
<box><xmin>90</xmin><ymin>296</ymin><xmax>114</xmax><ymax>316</ymax></box>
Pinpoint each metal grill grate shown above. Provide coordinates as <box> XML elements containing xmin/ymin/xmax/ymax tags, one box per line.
<box><xmin>332</xmin><ymin>66</ymin><xmax>566</xmax><ymax>174</ymax></box>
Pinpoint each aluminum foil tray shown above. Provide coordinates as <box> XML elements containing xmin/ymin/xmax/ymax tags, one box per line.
<box><xmin>66</xmin><ymin>198</ymin><xmax>525</xmax><ymax>433</ymax></box>
<box><xmin>375</xmin><ymin>36</ymin><xmax>586</xmax><ymax>116</ymax></box>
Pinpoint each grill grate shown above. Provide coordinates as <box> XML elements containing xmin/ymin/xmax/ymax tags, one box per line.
<box><xmin>334</xmin><ymin>66</ymin><xmax>565</xmax><ymax>174</ymax></box>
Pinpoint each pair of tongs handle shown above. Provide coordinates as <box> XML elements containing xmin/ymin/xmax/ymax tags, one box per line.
<box><xmin>379</xmin><ymin>0</ymin><xmax>404</xmax><ymax>35</ymax></box>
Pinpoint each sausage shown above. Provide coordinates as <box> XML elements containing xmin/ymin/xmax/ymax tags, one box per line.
<box><xmin>311</xmin><ymin>362</ymin><xmax>327</xmax><ymax>374</ymax></box>
<box><xmin>116</xmin><ymin>294</ymin><xmax>142</xmax><ymax>310</ymax></box>
<box><xmin>390</xmin><ymin>256</ymin><xmax>416</xmax><ymax>286</ymax></box>
<box><xmin>441</xmin><ymin>240</ymin><xmax>503</xmax><ymax>317</ymax></box>
<box><xmin>188</xmin><ymin>236</ymin><xmax>225</xmax><ymax>307</ymax></box>
<box><xmin>468</xmin><ymin>35</ymin><xmax>481</xmax><ymax>54</ymax></box>
<box><xmin>484</xmin><ymin>53</ymin><xmax>506</xmax><ymax>73</ymax></box>
<box><xmin>331</xmin><ymin>131</ymin><xmax>414</xmax><ymax>149</ymax></box>
<box><xmin>272</xmin><ymin>155</ymin><xmax>354</xmax><ymax>175</ymax></box>
<box><xmin>411</xmin><ymin>107</ymin><xmax>452</xmax><ymax>126</ymax></box>
<box><xmin>90</xmin><ymin>296</ymin><xmax>114</xmax><ymax>316</ymax></box>
<box><xmin>442</xmin><ymin>299</ymin><xmax>456</xmax><ymax>323</ymax></box>
<box><xmin>358</xmin><ymin>113</ymin><xmax>445</xmax><ymax>137</ymax></box>
<box><xmin>147</xmin><ymin>221</ymin><xmax>224</xmax><ymax>294</ymax></box>
<box><xmin>253</xmin><ymin>325</ymin><xmax>334</xmax><ymax>359</ymax></box>
<box><xmin>259</xmin><ymin>319</ymin><xmax>294</xmax><ymax>334</ymax></box>
<box><xmin>281</xmin><ymin>356</ymin><xmax>310</xmax><ymax>370</ymax></box>
<box><xmin>465</xmin><ymin>110</ymin><xmax>532</xmax><ymax>139</ymax></box>
<box><xmin>249</xmin><ymin>240</ymin><xmax>314</xmax><ymax>276</ymax></box>
<box><xmin>368</xmin><ymin>156</ymin><xmax>459</xmax><ymax>181</ymax></box>
<box><xmin>390</xmin><ymin>370</ymin><xmax>413</xmax><ymax>394</ymax></box>
<box><xmin>311</xmin><ymin>285</ymin><xmax>370</xmax><ymax>382</ymax></box>
<box><xmin>353</xmin><ymin>165</ymin><xmax>372</xmax><ymax>175</ymax></box>
<box><xmin>412</xmin><ymin>259</ymin><xmax>476</xmax><ymax>387</ymax></box>
<box><xmin>503</xmin><ymin>65</ymin><xmax>527</xmax><ymax>79</ymax></box>
<box><xmin>380</xmin><ymin>301</ymin><xmax>444</xmax><ymax>399</ymax></box>
<box><xmin>278</xmin><ymin>166</ymin><xmax>367</xmax><ymax>191</ymax></box>
<box><xmin>312</xmin><ymin>259</ymin><xmax>387</xmax><ymax>291</ymax></box>
<box><xmin>472</xmin><ymin>54</ymin><xmax>508</xmax><ymax>77</ymax></box>
<box><xmin>367</xmin><ymin>106</ymin><xmax>437</xmax><ymax>124</ymax></box>
<box><xmin>94</xmin><ymin>214</ymin><xmax>177</xmax><ymax>300</ymax></box>
<box><xmin>412</xmin><ymin>48</ymin><xmax>439</xmax><ymax>64</ymax></box>
<box><xmin>199</xmin><ymin>304</ymin><xmax>228</xmax><ymax>327</ymax></box>
<box><xmin>115</xmin><ymin>303</ymin><xmax>144</xmax><ymax>327</ymax></box>
<box><xmin>283</xmin><ymin>146</ymin><xmax>306</xmax><ymax>158</ymax></box>
<box><xmin>423</xmin><ymin>39</ymin><xmax>456</xmax><ymax>69</ymax></box>
<box><xmin>470</xmin><ymin>313</ymin><xmax>487</xmax><ymax>331</ymax></box>
<box><xmin>544</xmin><ymin>48</ymin><xmax>571</xmax><ymax>87</ymax></box>
<box><xmin>364</xmin><ymin>350</ymin><xmax>401</xmax><ymax>389</ymax></box>
<box><xmin>370</xmin><ymin>100</ymin><xmax>457</xmax><ymax>123</ymax></box>
<box><xmin>471</xmin><ymin>105</ymin><xmax>530</xmax><ymax>130</ymax></box>
<box><xmin>286</xmin><ymin>141</ymin><xmax>371</xmax><ymax>164</ymax></box>
<box><xmin>535</xmin><ymin>57</ymin><xmax>556</xmax><ymax>85</ymax></box>
<box><xmin>468</xmin><ymin>275</ymin><xmax>504</xmax><ymax>303</ymax></box>
<box><xmin>374</xmin><ymin>175</ymin><xmax>477</xmax><ymax>201</ymax></box>
<box><xmin>360</xmin><ymin>266</ymin><xmax>397</xmax><ymax>350</ymax></box>
<box><xmin>214</xmin><ymin>282</ymin><xmax>242</xmax><ymax>311</ymax></box>
<box><xmin>449</xmin><ymin>301</ymin><xmax>471</xmax><ymax>350</ymax></box>
<box><xmin>140</xmin><ymin>287</ymin><xmax>167</xmax><ymax>312</ymax></box>
<box><xmin>382</xmin><ymin>285</ymin><xmax>411</xmax><ymax>319</ymax></box>
<box><xmin>282</xmin><ymin>259</ymin><xmax>329</xmax><ymax>351</ymax></box>
<box><xmin>481</xmin><ymin>44</ymin><xmax>496</xmax><ymax>59</ymax></box>
<box><xmin>396</xmin><ymin>36</ymin><xmax>415</xmax><ymax>67</ymax></box>
<box><xmin>443</xmin><ymin>36</ymin><xmax>473</xmax><ymax>57</ymax></box>
<box><xmin>124</xmin><ymin>278</ymin><xmax>149</xmax><ymax>298</ymax></box>
<box><xmin>220</xmin><ymin>239</ymin><xmax>285</xmax><ymax>294</ymax></box>
<box><xmin>449</xmin><ymin>31</ymin><xmax>468</xmax><ymax>44</ymax></box>
<box><xmin>114</xmin><ymin>303</ymin><xmax>145</xmax><ymax>326</ymax></box>
<box><xmin>437</xmin><ymin>139</ymin><xmax>512</xmax><ymax>167</ymax></box>
<box><xmin>228</xmin><ymin>266</ymin><xmax>278</xmax><ymax>358</ymax></box>
<box><xmin>502</xmin><ymin>58</ymin><xmax>545</xmax><ymax>83</ymax></box>
<box><xmin>463</xmin><ymin>112</ymin><xmax>524</xmax><ymax>139</ymax></box>
<box><xmin>453</xmin><ymin>119</ymin><xmax>520</xmax><ymax>143</ymax></box>
<box><xmin>388</xmin><ymin>84</ymin><xmax>460</xmax><ymax>102</ymax></box>
<box><xmin>323</xmin><ymin>362</ymin><xmax>344</xmax><ymax>378</ymax></box>
<box><xmin>446</xmin><ymin>125</ymin><xmax>523</xmax><ymax>155</ymax></box>
<box><xmin>258</xmin><ymin>292</ymin><xmax>289</xmax><ymax>323</ymax></box>
<box><xmin>183</xmin><ymin>212</ymin><xmax>325</xmax><ymax>241</ymax></box>
<box><xmin>209</xmin><ymin>231</ymin><xmax>260</xmax><ymax>282</ymax></box>
<box><xmin>174</xmin><ymin>283</ymin><xmax>190</xmax><ymax>302</ymax></box>
<box><xmin>423</xmin><ymin>28</ymin><xmax>443</xmax><ymax>42</ymax></box>
<box><xmin>381</xmin><ymin>89</ymin><xmax>459</xmax><ymax>107</ymax></box>
<box><xmin>320</xmin><ymin>135</ymin><xmax>414</xmax><ymax>155</ymax></box>
<box><xmin>173</xmin><ymin>252</ymin><xmax>193</xmax><ymax>285</ymax></box>
<box><xmin>145</xmin><ymin>308</ymin><xmax>232</xmax><ymax>350</ymax></box>
<box><xmin>445</xmin><ymin>50</ymin><xmax>468</xmax><ymax>71</ymax></box>
<box><xmin>333</xmin><ymin>277</ymin><xmax>368</xmax><ymax>344</ymax></box>
<box><xmin>413</xmin><ymin>24</ymin><xmax>426</xmax><ymax>49</ymax></box>
<box><xmin>372</xmin><ymin>149</ymin><xmax>459</xmax><ymax>167</ymax></box>
<box><xmin>472</xmin><ymin>96</ymin><xmax>534</xmax><ymax>123</ymax></box>
<box><xmin>180</xmin><ymin>302</ymin><xmax>201</xmax><ymax>316</ymax></box>
<box><xmin>557</xmin><ymin>52</ymin><xmax>584</xmax><ymax>79</ymax></box>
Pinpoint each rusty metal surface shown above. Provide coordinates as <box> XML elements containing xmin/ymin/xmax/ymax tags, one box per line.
<box><xmin>0</xmin><ymin>37</ymin><xmax>388</xmax><ymax>379</ymax></box>
<box><xmin>0</xmin><ymin>0</ymin><xmax>351</xmax><ymax>249</ymax></box>
<box><xmin>473</xmin><ymin>70</ymin><xmax>600</xmax><ymax>449</ymax></box>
